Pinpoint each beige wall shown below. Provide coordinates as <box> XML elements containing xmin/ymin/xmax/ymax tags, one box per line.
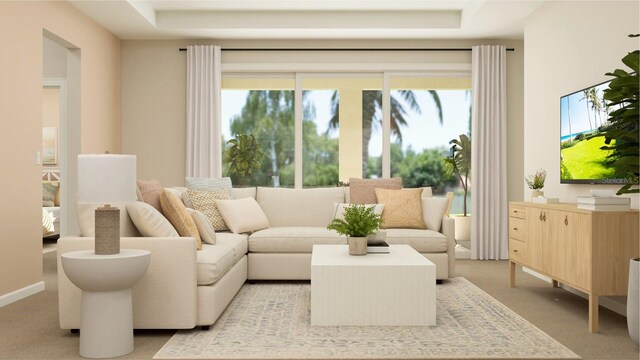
<box><xmin>122</xmin><ymin>38</ymin><xmax>524</xmax><ymax>200</ymax></box>
<box><xmin>524</xmin><ymin>1</ymin><xmax>639</xmax><ymax>208</ymax></box>
<box><xmin>0</xmin><ymin>1</ymin><xmax>120</xmax><ymax>298</ymax></box>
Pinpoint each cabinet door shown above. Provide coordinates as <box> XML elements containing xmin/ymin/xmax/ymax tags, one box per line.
<box><xmin>526</xmin><ymin>207</ymin><xmax>544</xmax><ymax>270</ymax></box>
<box><xmin>561</xmin><ymin>212</ymin><xmax>592</xmax><ymax>290</ymax></box>
<box><xmin>545</xmin><ymin>210</ymin><xmax>566</xmax><ymax>280</ymax></box>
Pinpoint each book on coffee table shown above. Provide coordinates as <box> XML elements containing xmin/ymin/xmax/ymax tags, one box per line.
<box><xmin>367</xmin><ymin>239</ymin><xmax>390</xmax><ymax>254</ymax></box>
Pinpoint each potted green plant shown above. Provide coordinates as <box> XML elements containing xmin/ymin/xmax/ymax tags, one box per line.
<box><xmin>327</xmin><ymin>204</ymin><xmax>382</xmax><ymax>256</ymax></box>
<box><xmin>525</xmin><ymin>169</ymin><xmax>547</xmax><ymax>200</ymax></box>
<box><xmin>225</xmin><ymin>134</ymin><xmax>264</xmax><ymax>187</ymax></box>
<box><xmin>443</xmin><ymin>134</ymin><xmax>471</xmax><ymax>242</ymax></box>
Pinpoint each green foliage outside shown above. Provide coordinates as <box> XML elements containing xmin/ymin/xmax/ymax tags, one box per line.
<box><xmin>561</xmin><ymin>136</ymin><xmax>615</xmax><ymax>180</ymax></box>
<box><xmin>223</xmin><ymin>89</ymin><xmax>458</xmax><ymax>191</ymax></box>
<box><xmin>327</xmin><ymin>204</ymin><xmax>381</xmax><ymax>237</ymax></box>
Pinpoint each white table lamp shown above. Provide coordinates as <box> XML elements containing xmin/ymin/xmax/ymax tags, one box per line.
<box><xmin>76</xmin><ymin>154</ymin><xmax>139</xmax><ymax>237</ymax></box>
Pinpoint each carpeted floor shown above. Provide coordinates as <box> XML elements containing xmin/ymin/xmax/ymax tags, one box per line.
<box><xmin>0</xmin><ymin>252</ymin><xmax>638</xmax><ymax>359</ymax></box>
<box><xmin>154</xmin><ymin>279</ymin><xmax>578</xmax><ymax>359</ymax></box>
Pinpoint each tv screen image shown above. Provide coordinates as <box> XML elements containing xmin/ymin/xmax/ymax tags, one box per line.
<box><xmin>560</xmin><ymin>80</ymin><xmax>627</xmax><ymax>184</ymax></box>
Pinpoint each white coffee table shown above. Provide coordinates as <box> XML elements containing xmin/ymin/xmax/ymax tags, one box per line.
<box><xmin>311</xmin><ymin>244</ymin><xmax>436</xmax><ymax>326</ymax></box>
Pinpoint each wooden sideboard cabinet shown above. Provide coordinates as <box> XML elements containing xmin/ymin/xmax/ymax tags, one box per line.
<box><xmin>508</xmin><ymin>201</ymin><xmax>639</xmax><ymax>333</ymax></box>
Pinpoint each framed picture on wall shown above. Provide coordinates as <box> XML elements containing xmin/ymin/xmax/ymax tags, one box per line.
<box><xmin>42</xmin><ymin>127</ymin><xmax>57</xmax><ymax>165</ymax></box>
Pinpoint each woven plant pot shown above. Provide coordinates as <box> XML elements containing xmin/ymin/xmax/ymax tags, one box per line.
<box><xmin>348</xmin><ymin>236</ymin><xmax>367</xmax><ymax>256</ymax></box>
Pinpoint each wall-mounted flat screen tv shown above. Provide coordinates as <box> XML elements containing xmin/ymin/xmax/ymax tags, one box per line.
<box><xmin>560</xmin><ymin>80</ymin><xmax>629</xmax><ymax>184</ymax></box>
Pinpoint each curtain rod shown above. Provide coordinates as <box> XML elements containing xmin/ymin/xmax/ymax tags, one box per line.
<box><xmin>178</xmin><ymin>47</ymin><xmax>515</xmax><ymax>52</ymax></box>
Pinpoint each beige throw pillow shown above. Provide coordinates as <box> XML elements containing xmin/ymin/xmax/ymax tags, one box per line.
<box><xmin>375</xmin><ymin>188</ymin><xmax>426</xmax><ymax>229</ymax></box>
<box><xmin>137</xmin><ymin>179</ymin><xmax>164</xmax><ymax>213</ymax></box>
<box><xmin>216</xmin><ymin>197</ymin><xmax>270</xmax><ymax>234</ymax></box>
<box><xmin>160</xmin><ymin>189</ymin><xmax>202</xmax><ymax>250</ymax></box>
<box><xmin>187</xmin><ymin>188</ymin><xmax>230</xmax><ymax>231</ymax></box>
<box><xmin>126</xmin><ymin>202</ymin><xmax>179</xmax><ymax>237</ymax></box>
<box><xmin>422</xmin><ymin>197</ymin><xmax>450</xmax><ymax>232</ymax></box>
<box><xmin>349</xmin><ymin>177</ymin><xmax>402</xmax><ymax>204</ymax></box>
<box><xmin>186</xmin><ymin>208</ymin><xmax>216</xmax><ymax>245</ymax></box>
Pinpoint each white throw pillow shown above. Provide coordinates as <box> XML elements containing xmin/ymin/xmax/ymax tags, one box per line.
<box><xmin>77</xmin><ymin>202</ymin><xmax>140</xmax><ymax>237</ymax></box>
<box><xmin>216</xmin><ymin>197</ymin><xmax>270</xmax><ymax>234</ymax></box>
<box><xmin>126</xmin><ymin>201</ymin><xmax>179</xmax><ymax>237</ymax></box>
<box><xmin>422</xmin><ymin>197</ymin><xmax>450</xmax><ymax>232</ymax></box>
<box><xmin>186</xmin><ymin>208</ymin><xmax>216</xmax><ymax>245</ymax></box>
<box><xmin>333</xmin><ymin>203</ymin><xmax>384</xmax><ymax>222</ymax></box>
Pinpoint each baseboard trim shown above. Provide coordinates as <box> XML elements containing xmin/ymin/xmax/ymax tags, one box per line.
<box><xmin>522</xmin><ymin>267</ymin><xmax>626</xmax><ymax>316</ymax></box>
<box><xmin>0</xmin><ymin>281</ymin><xmax>45</xmax><ymax>308</ymax></box>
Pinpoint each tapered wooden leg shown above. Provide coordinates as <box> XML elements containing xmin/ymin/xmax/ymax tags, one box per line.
<box><xmin>509</xmin><ymin>261</ymin><xmax>516</xmax><ymax>288</ymax></box>
<box><xmin>589</xmin><ymin>293</ymin><xmax>599</xmax><ymax>333</ymax></box>
<box><xmin>552</xmin><ymin>280</ymin><xmax>559</xmax><ymax>288</ymax></box>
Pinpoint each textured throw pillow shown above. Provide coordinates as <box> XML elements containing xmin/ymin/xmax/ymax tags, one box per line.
<box><xmin>126</xmin><ymin>202</ymin><xmax>179</xmax><ymax>237</ymax></box>
<box><xmin>185</xmin><ymin>177</ymin><xmax>233</xmax><ymax>191</ymax></box>
<box><xmin>137</xmin><ymin>179</ymin><xmax>164</xmax><ymax>213</ymax></box>
<box><xmin>375</xmin><ymin>188</ymin><xmax>426</xmax><ymax>229</ymax></box>
<box><xmin>187</xmin><ymin>188</ymin><xmax>231</xmax><ymax>231</ymax></box>
<box><xmin>160</xmin><ymin>189</ymin><xmax>202</xmax><ymax>250</ymax></box>
<box><xmin>42</xmin><ymin>182</ymin><xmax>58</xmax><ymax>207</ymax></box>
<box><xmin>422</xmin><ymin>197</ymin><xmax>450</xmax><ymax>232</ymax></box>
<box><xmin>216</xmin><ymin>197</ymin><xmax>270</xmax><ymax>234</ymax></box>
<box><xmin>186</xmin><ymin>208</ymin><xmax>216</xmax><ymax>245</ymax></box>
<box><xmin>333</xmin><ymin>203</ymin><xmax>384</xmax><ymax>222</ymax></box>
<box><xmin>349</xmin><ymin>177</ymin><xmax>402</xmax><ymax>204</ymax></box>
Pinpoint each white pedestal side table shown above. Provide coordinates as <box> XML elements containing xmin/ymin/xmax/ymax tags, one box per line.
<box><xmin>61</xmin><ymin>249</ymin><xmax>150</xmax><ymax>359</ymax></box>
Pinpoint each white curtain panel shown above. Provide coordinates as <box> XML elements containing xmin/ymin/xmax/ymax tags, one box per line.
<box><xmin>186</xmin><ymin>45</ymin><xmax>222</xmax><ymax>178</ymax></box>
<box><xmin>471</xmin><ymin>45</ymin><xmax>509</xmax><ymax>260</ymax></box>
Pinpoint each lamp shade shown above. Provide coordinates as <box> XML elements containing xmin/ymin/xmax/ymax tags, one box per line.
<box><xmin>77</xmin><ymin>154</ymin><xmax>137</xmax><ymax>203</ymax></box>
<box><xmin>76</xmin><ymin>154</ymin><xmax>139</xmax><ymax>237</ymax></box>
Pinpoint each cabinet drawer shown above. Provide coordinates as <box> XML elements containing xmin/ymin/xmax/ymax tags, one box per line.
<box><xmin>510</xmin><ymin>205</ymin><xmax>525</xmax><ymax>219</ymax></box>
<box><xmin>509</xmin><ymin>239</ymin><xmax>527</xmax><ymax>263</ymax></box>
<box><xmin>509</xmin><ymin>218</ymin><xmax>526</xmax><ymax>242</ymax></box>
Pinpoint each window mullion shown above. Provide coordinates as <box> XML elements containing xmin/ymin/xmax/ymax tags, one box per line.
<box><xmin>382</xmin><ymin>73</ymin><xmax>391</xmax><ymax>178</ymax></box>
<box><xmin>294</xmin><ymin>74</ymin><xmax>303</xmax><ymax>188</ymax></box>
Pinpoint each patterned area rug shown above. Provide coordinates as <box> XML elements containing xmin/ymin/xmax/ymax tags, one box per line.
<box><xmin>154</xmin><ymin>278</ymin><xmax>579</xmax><ymax>359</ymax></box>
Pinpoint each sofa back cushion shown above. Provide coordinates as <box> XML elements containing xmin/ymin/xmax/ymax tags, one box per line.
<box><xmin>256</xmin><ymin>187</ymin><xmax>346</xmax><ymax>227</ymax></box>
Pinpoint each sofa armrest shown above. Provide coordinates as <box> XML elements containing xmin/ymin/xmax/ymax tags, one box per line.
<box><xmin>58</xmin><ymin>236</ymin><xmax>199</xmax><ymax>329</ymax></box>
<box><xmin>442</xmin><ymin>216</ymin><xmax>456</xmax><ymax>277</ymax></box>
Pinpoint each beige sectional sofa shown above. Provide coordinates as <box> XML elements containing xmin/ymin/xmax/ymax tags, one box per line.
<box><xmin>58</xmin><ymin>186</ymin><xmax>455</xmax><ymax>330</ymax></box>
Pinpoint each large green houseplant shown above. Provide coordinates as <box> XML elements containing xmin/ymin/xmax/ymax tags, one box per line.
<box><xmin>596</xmin><ymin>34</ymin><xmax>639</xmax><ymax>346</ymax></box>
<box><xmin>225</xmin><ymin>134</ymin><xmax>264</xmax><ymax>187</ymax></box>
<box><xmin>327</xmin><ymin>204</ymin><xmax>381</xmax><ymax>255</ymax></box>
<box><xmin>597</xmin><ymin>35</ymin><xmax>639</xmax><ymax>195</ymax></box>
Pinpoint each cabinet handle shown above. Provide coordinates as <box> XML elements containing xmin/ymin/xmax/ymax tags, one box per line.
<box><xmin>539</xmin><ymin>212</ymin><xmax>543</xmax><ymax>221</ymax></box>
<box><xmin>564</xmin><ymin>216</ymin><xmax>568</xmax><ymax>226</ymax></box>
<box><xmin>513</xmin><ymin>227</ymin><xmax>518</xmax><ymax>231</ymax></box>
<box><xmin>513</xmin><ymin>249</ymin><xmax>518</xmax><ymax>253</ymax></box>
<box><xmin>543</xmin><ymin>213</ymin><xmax>546</xmax><ymax>222</ymax></box>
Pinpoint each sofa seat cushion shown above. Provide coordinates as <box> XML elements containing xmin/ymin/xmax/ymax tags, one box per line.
<box><xmin>197</xmin><ymin>233</ymin><xmax>248</xmax><ymax>285</ymax></box>
<box><xmin>249</xmin><ymin>227</ymin><xmax>346</xmax><ymax>253</ymax></box>
<box><xmin>384</xmin><ymin>229</ymin><xmax>448</xmax><ymax>253</ymax></box>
